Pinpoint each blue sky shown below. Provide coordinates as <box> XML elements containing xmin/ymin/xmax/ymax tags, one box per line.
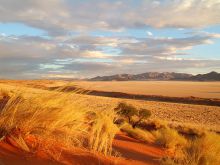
<box><xmin>0</xmin><ymin>23</ymin><xmax>45</xmax><ymax>36</ymax></box>
<box><xmin>0</xmin><ymin>0</ymin><xmax>220</xmax><ymax>79</ymax></box>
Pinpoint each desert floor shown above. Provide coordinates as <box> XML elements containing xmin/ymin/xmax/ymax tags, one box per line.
<box><xmin>0</xmin><ymin>81</ymin><xmax>219</xmax><ymax>131</ymax></box>
<box><xmin>0</xmin><ymin>80</ymin><xmax>220</xmax><ymax>165</ymax></box>
<box><xmin>1</xmin><ymin>80</ymin><xmax>220</xmax><ymax>98</ymax></box>
<box><xmin>73</xmin><ymin>81</ymin><xmax>220</xmax><ymax>98</ymax></box>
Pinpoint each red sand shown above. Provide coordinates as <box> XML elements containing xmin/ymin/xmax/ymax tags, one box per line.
<box><xmin>113</xmin><ymin>132</ymin><xmax>165</xmax><ymax>165</ymax></box>
<box><xmin>0</xmin><ymin>132</ymin><xmax>165</xmax><ymax>165</ymax></box>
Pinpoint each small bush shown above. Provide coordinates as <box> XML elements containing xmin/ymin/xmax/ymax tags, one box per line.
<box><xmin>139</xmin><ymin>108</ymin><xmax>151</xmax><ymax>119</ymax></box>
<box><xmin>132</xmin><ymin>108</ymin><xmax>151</xmax><ymax>128</ymax></box>
<box><xmin>115</xmin><ymin>102</ymin><xmax>152</xmax><ymax>128</ymax></box>
<box><xmin>114</xmin><ymin>102</ymin><xmax>137</xmax><ymax>124</ymax></box>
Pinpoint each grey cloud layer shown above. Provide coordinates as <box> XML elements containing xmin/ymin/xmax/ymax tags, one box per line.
<box><xmin>0</xmin><ymin>32</ymin><xmax>220</xmax><ymax>78</ymax></box>
<box><xmin>0</xmin><ymin>0</ymin><xmax>220</xmax><ymax>34</ymax></box>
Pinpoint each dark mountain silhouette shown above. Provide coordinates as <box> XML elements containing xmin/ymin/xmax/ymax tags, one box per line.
<box><xmin>89</xmin><ymin>72</ymin><xmax>220</xmax><ymax>81</ymax></box>
<box><xmin>190</xmin><ymin>71</ymin><xmax>220</xmax><ymax>81</ymax></box>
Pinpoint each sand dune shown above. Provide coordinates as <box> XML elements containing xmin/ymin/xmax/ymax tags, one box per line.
<box><xmin>0</xmin><ymin>132</ymin><xmax>165</xmax><ymax>165</ymax></box>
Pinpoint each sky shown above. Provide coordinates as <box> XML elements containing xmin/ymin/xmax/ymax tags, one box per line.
<box><xmin>0</xmin><ymin>0</ymin><xmax>220</xmax><ymax>79</ymax></box>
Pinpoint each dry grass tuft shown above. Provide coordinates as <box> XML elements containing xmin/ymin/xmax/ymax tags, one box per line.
<box><xmin>153</xmin><ymin>127</ymin><xmax>187</xmax><ymax>150</ymax></box>
<box><xmin>89</xmin><ymin>110</ymin><xmax>119</xmax><ymax>155</ymax></box>
<box><xmin>121</xmin><ymin>123</ymin><xmax>155</xmax><ymax>143</ymax></box>
<box><xmin>0</xmin><ymin>89</ymin><xmax>119</xmax><ymax>156</ymax></box>
<box><xmin>0</xmin><ymin>89</ymin><xmax>10</xmax><ymax>110</ymax></box>
<box><xmin>139</xmin><ymin>119</ymin><xmax>167</xmax><ymax>131</ymax></box>
<box><xmin>161</xmin><ymin>132</ymin><xmax>220</xmax><ymax>165</ymax></box>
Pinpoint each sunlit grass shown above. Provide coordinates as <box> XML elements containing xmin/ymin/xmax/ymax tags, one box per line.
<box><xmin>152</xmin><ymin>127</ymin><xmax>187</xmax><ymax>150</ymax></box>
<box><xmin>120</xmin><ymin>123</ymin><xmax>155</xmax><ymax>143</ymax></box>
<box><xmin>0</xmin><ymin>89</ymin><xmax>118</xmax><ymax>157</ymax></box>
<box><xmin>161</xmin><ymin>132</ymin><xmax>220</xmax><ymax>165</ymax></box>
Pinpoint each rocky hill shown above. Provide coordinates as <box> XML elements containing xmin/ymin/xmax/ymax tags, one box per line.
<box><xmin>190</xmin><ymin>71</ymin><xmax>220</xmax><ymax>81</ymax></box>
<box><xmin>89</xmin><ymin>72</ymin><xmax>220</xmax><ymax>81</ymax></box>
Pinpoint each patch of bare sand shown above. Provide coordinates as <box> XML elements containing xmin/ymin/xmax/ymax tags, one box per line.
<box><xmin>113</xmin><ymin>132</ymin><xmax>164</xmax><ymax>165</ymax></box>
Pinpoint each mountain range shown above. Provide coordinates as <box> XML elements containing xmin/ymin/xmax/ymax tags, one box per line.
<box><xmin>89</xmin><ymin>71</ymin><xmax>220</xmax><ymax>81</ymax></box>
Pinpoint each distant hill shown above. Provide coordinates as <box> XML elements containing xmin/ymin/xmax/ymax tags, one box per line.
<box><xmin>89</xmin><ymin>72</ymin><xmax>220</xmax><ymax>81</ymax></box>
<box><xmin>190</xmin><ymin>71</ymin><xmax>220</xmax><ymax>81</ymax></box>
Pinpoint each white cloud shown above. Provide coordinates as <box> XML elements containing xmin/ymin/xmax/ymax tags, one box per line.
<box><xmin>82</xmin><ymin>51</ymin><xmax>110</xmax><ymax>58</ymax></box>
<box><xmin>147</xmin><ymin>31</ymin><xmax>153</xmax><ymax>36</ymax></box>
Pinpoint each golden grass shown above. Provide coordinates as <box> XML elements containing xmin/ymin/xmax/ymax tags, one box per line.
<box><xmin>161</xmin><ymin>133</ymin><xmax>220</xmax><ymax>165</ymax></box>
<box><xmin>140</xmin><ymin>119</ymin><xmax>206</xmax><ymax>137</ymax></box>
<box><xmin>120</xmin><ymin>123</ymin><xmax>155</xmax><ymax>143</ymax></box>
<box><xmin>153</xmin><ymin>127</ymin><xmax>187</xmax><ymax>150</ymax></box>
<box><xmin>89</xmin><ymin>110</ymin><xmax>119</xmax><ymax>155</ymax></box>
<box><xmin>0</xmin><ymin>89</ymin><xmax>118</xmax><ymax>156</ymax></box>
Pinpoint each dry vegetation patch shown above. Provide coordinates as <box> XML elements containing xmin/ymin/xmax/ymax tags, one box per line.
<box><xmin>161</xmin><ymin>133</ymin><xmax>220</xmax><ymax>165</ymax></box>
<box><xmin>120</xmin><ymin>123</ymin><xmax>155</xmax><ymax>143</ymax></box>
<box><xmin>0</xmin><ymin>88</ymin><xmax>119</xmax><ymax>161</ymax></box>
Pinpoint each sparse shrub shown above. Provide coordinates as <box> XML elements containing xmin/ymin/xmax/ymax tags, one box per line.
<box><xmin>114</xmin><ymin>102</ymin><xmax>137</xmax><ymax>124</ymax></box>
<box><xmin>115</xmin><ymin>102</ymin><xmax>152</xmax><ymax>128</ymax></box>
<box><xmin>132</xmin><ymin>108</ymin><xmax>151</xmax><ymax>128</ymax></box>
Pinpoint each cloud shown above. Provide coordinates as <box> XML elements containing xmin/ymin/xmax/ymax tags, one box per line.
<box><xmin>117</xmin><ymin>34</ymin><xmax>218</xmax><ymax>58</ymax></box>
<box><xmin>147</xmin><ymin>31</ymin><xmax>153</xmax><ymax>36</ymax></box>
<box><xmin>0</xmin><ymin>31</ymin><xmax>220</xmax><ymax>79</ymax></box>
<box><xmin>0</xmin><ymin>0</ymin><xmax>219</xmax><ymax>35</ymax></box>
<box><xmin>0</xmin><ymin>0</ymin><xmax>220</xmax><ymax>78</ymax></box>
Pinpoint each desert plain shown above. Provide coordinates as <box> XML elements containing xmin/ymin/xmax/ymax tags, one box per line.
<box><xmin>0</xmin><ymin>80</ymin><xmax>219</xmax><ymax>165</ymax></box>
